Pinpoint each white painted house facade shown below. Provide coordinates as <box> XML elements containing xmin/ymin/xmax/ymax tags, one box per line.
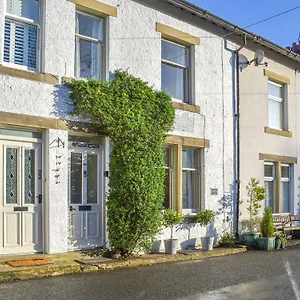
<box><xmin>0</xmin><ymin>0</ymin><xmax>238</xmax><ymax>255</ymax></box>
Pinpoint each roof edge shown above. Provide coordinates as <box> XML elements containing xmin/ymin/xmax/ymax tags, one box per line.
<box><xmin>163</xmin><ymin>0</ymin><xmax>300</xmax><ymax>65</ymax></box>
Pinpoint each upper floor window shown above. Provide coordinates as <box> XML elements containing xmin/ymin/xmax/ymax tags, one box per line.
<box><xmin>161</xmin><ymin>39</ymin><xmax>190</xmax><ymax>103</ymax></box>
<box><xmin>268</xmin><ymin>81</ymin><xmax>286</xmax><ymax>130</ymax></box>
<box><xmin>75</xmin><ymin>12</ymin><xmax>104</xmax><ymax>80</ymax></box>
<box><xmin>4</xmin><ymin>0</ymin><xmax>40</xmax><ymax>70</ymax></box>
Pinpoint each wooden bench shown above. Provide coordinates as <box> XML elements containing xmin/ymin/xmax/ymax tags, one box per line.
<box><xmin>272</xmin><ymin>213</ymin><xmax>300</xmax><ymax>236</ymax></box>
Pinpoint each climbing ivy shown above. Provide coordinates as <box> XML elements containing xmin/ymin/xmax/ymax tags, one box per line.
<box><xmin>70</xmin><ymin>71</ymin><xmax>175</xmax><ymax>257</ymax></box>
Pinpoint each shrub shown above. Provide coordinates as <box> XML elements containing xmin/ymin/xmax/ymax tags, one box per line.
<box><xmin>260</xmin><ymin>207</ymin><xmax>274</xmax><ymax>238</ymax></box>
<box><xmin>196</xmin><ymin>210</ymin><xmax>216</xmax><ymax>227</ymax></box>
<box><xmin>70</xmin><ymin>71</ymin><xmax>175</xmax><ymax>257</ymax></box>
<box><xmin>245</xmin><ymin>178</ymin><xmax>265</xmax><ymax>232</ymax></box>
<box><xmin>196</xmin><ymin>209</ymin><xmax>216</xmax><ymax>235</ymax></box>
<box><xmin>163</xmin><ymin>209</ymin><xmax>184</xmax><ymax>240</ymax></box>
<box><xmin>218</xmin><ymin>232</ymin><xmax>237</xmax><ymax>248</ymax></box>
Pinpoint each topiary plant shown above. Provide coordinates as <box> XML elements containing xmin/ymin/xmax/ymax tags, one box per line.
<box><xmin>163</xmin><ymin>209</ymin><xmax>184</xmax><ymax>240</ymax></box>
<box><xmin>246</xmin><ymin>178</ymin><xmax>265</xmax><ymax>232</ymax></box>
<box><xmin>70</xmin><ymin>71</ymin><xmax>175</xmax><ymax>257</ymax></box>
<box><xmin>196</xmin><ymin>209</ymin><xmax>216</xmax><ymax>235</ymax></box>
<box><xmin>260</xmin><ymin>207</ymin><xmax>274</xmax><ymax>238</ymax></box>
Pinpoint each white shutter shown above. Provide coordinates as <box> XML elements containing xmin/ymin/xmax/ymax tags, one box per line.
<box><xmin>4</xmin><ymin>21</ymin><xmax>11</xmax><ymax>63</ymax></box>
<box><xmin>4</xmin><ymin>19</ymin><xmax>37</xmax><ymax>69</ymax></box>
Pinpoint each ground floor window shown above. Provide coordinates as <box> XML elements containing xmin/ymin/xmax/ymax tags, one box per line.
<box><xmin>163</xmin><ymin>146</ymin><xmax>173</xmax><ymax>209</ymax></box>
<box><xmin>182</xmin><ymin>148</ymin><xmax>201</xmax><ymax>213</ymax></box>
<box><xmin>264</xmin><ymin>162</ymin><xmax>291</xmax><ymax>213</ymax></box>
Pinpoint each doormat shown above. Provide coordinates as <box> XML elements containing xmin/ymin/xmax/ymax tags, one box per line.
<box><xmin>6</xmin><ymin>258</ymin><xmax>53</xmax><ymax>267</ymax></box>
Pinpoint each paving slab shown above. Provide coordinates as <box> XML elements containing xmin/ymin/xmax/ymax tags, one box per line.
<box><xmin>0</xmin><ymin>247</ymin><xmax>247</xmax><ymax>282</ymax></box>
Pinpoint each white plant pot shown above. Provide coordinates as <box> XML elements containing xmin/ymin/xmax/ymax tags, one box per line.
<box><xmin>201</xmin><ymin>236</ymin><xmax>214</xmax><ymax>251</ymax></box>
<box><xmin>164</xmin><ymin>239</ymin><xmax>178</xmax><ymax>254</ymax></box>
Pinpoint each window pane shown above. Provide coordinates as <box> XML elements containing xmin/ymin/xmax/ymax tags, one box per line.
<box><xmin>24</xmin><ymin>149</ymin><xmax>35</xmax><ymax>204</ymax></box>
<box><xmin>264</xmin><ymin>164</ymin><xmax>273</xmax><ymax>177</ymax></box>
<box><xmin>182</xmin><ymin>149</ymin><xmax>195</xmax><ymax>169</ymax></box>
<box><xmin>281</xmin><ymin>182</ymin><xmax>290</xmax><ymax>213</ymax></box>
<box><xmin>7</xmin><ymin>0</ymin><xmax>39</xmax><ymax>23</ymax></box>
<box><xmin>264</xmin><ymin>181</ymin><xmax>274</xmax><ymax>212</ymax></box>
<box><xmin>182</xmin><ymin>170</ymin><xmax>196</xmax><ymax>209</ymax></box>
<box><xmin>87</xmin><ymin>154</ymin><xmax>98</xmax><ymax>204</ymax></box>
<box><xmin>281</xmin><ymin>166</ymin><xmax>289</xmax><ymax>179</ymax></box>
<box><xmin>70</xmin><ymin>153</ymin><xmax>82</xmax><ymax>204</ymax></box>
<box><xmin>78</xmin><ymin>39</ymin><xmax>101</xmax><ymax>79</ymax></box>
<box><xmin>164</xmin><ymin>169</ymin><xmax>170</xmax><ymax>208</ymax></box>
<box><xmin>163</xmin><ymin>147</ymin><xmax>170</xmax><ymax>167</ymax></box>
<box><xmin>6</xmin><ymin>148</ymin><xmax>18</xmax><ymax>204</ymax></box>
<box><xmin>268</xmin><ymin>82</ymin><xmax>282</xmax><ymax>99</ymax></box>
<box><xmin>162</xmin><ymin>40</ymin><xmax>187</xmax><ymax>66</ymax></box>
<box><xmin>161</xmin><ymin>63</ymin><xmax>185</xmax><ymax>101</ymax></box>
<box><xmin>268</xmin><ymin>99</ymin><xmax>282</xmax><ymax>129</ymax></box>
<box><xmin>76</xmin><ymin>12</ymin><xmax>103</xmax><ymax>40</ymax></box>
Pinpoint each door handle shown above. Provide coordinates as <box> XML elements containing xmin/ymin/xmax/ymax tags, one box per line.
<box><xmin>69</xmin><ymin>206</ymin><xmax>76</xmax><ymax>211</ymax></box>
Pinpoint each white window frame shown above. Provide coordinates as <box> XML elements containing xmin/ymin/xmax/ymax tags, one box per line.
<box><xmin>3</xmin><ymin>0</ymin><xmax>41</xmax><ymax>72</ymax></box>
<box><xmin>182</xmin><ymin>148</ymin><xmax>200</xmax><ymax>215</ymax></box>
<box><xmin>161</xmin><ymin>39</ymin><xmax>191</xmax><ymax>104</ymax></box>
<box><xmin>75</xmin><ymin>11</ymin><xmax>104</xmax><ymax>80</ymax></box>
<box><xmin>264</xmin><ymin>162</ymin><xmax>275</xmax><ymax>211</ymax></box>
<box><xmin>163</xmin><ymin>146</ymin><xmax>174</xmax><ymax>210</ymax></box>
<box><xmin>280</xmin><ymin>164</ymin><xmax>290</xmax><ymax>213</ymax></box>
<box><xmin>268</xmin><ymin>80</ymin><xmax>285</xmax><ymax>130</ymax></box>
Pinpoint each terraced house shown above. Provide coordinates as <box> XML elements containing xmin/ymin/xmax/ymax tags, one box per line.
<box><xmin>0</xmin><ymin>0</ymin><xmax>298</xmax><ymax>256</ymax></box>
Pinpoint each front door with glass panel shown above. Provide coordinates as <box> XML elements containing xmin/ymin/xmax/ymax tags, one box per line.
<box><xmin>0</xmin><ymin>141</ymin><xmax>42</xmax><ymax>254</ymax></box>
<box><xmin>69</xmin><ymin>147</ymin><xmax>103</xmax><ymax>250</ymax></box>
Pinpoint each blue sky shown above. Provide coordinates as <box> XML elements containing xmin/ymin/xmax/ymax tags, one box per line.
<box><xmin>190</xmin><ymin>0</ymin><xmax>300</xmax><ymax>48</ymax></box>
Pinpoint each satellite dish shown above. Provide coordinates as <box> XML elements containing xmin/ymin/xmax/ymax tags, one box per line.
<box><xmin>254</xmin><ymin>49</ymin><xmax>264</xmax><ymax>66</ymax></box>
<box><xmin>238</xmin><ymin>54</ymin><xmax>249</xmax><ymax>71</ymax></box>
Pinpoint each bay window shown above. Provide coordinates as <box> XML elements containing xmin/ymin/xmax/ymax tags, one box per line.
<box><xmin>75</xmin><ymin>11</ymin><xmax>104</xmax><ymax>79</ymax></box>
<box><xmin>4</xmin><ymin>0</ymin><xmax>40</xmax><ymax>70</ymax></box>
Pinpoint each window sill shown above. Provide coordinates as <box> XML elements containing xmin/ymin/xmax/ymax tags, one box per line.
<box><xmin>265</xmin><ymin>126</ymin><xmax>292</xmax><ymax>138</ymax></box>
<box><xmin>172</xmin><ymin>101</ymin><xmax>200</xmax><ymax>114</ymax></box>
<box><xmin>0</xmin><ymin>65</ymin><xmax>59</xmax><ymax>85</ymax></box>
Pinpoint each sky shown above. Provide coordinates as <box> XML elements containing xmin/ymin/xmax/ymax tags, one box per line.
<box><xmin>189</xmin><ymin>0</ymin><xmax>300</xmax><ymax>48</ymax></box>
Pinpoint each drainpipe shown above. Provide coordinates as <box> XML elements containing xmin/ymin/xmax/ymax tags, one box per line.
<box><xmin>235</xmin><ymin>34</ymin><xmax>246</xmax><ymax>238</ymax></box>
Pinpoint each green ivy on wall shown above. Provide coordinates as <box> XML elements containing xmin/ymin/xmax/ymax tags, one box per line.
<box><xmin>70</xmin><ymin>71</ymin><xmax>175</xmax><ymax>257</ymax></box>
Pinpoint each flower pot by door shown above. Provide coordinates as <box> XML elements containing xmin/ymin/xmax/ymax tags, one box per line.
<box><xmin>257</xmin><ymin>237</ymin><xmax>275</xmax><ymax>251</ymax></box>
<box><xmin>275</xmin><ymin>238</ymin><xmax>282</xmax><ymax>250</ymax></box>
<box><xmin>201</xmin><ymin>237</ymin><xmax>214</xmax><ymax>251</ymax></box>
<box><xmin>164</xmin><ymin>239</ymin><xmax>178</xmax><ymax>254</ymax></box>
<box><xmin>243</xmin><ymin>232</ymin><xmax>259</xmax><ymax>245</ymax></box>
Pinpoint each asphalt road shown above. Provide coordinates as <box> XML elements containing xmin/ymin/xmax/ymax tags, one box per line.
<box><xmin>2</xmin><ymin>247</ymin><xmax>300</xmax><ymax>300</ymax></box>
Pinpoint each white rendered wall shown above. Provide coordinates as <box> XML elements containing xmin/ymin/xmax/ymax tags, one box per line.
<box><xmin>0</xmin><ymin>0</ymin><xmax>235</xmax><ymax>251</ymax></box>
<box><xmin>45</xmin><ymin>129</ymin><xmax>69</xmax><ymax>253</ymax></box>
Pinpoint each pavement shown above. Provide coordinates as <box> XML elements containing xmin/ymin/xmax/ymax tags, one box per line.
<box><xmin>0</xmin><ymin>246</ymin><xmax>246</xmax><ymax>282</ymax></box>
<box><xmin>1</xmin><ymin>245</ymin><xmax>300</xmax><ymax>300</ymax></box>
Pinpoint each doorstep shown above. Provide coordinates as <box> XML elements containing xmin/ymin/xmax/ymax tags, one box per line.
<box><xmin>0</xmin><ymin>247</ymin><xmax>247</xmax><ymax>282</ymax></box>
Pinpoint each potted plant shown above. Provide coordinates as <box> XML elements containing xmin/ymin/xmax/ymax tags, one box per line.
<box><xmin>275</xmin><ymin>231</ymin><xmax>287</xmax><ymax>249</ymax></box>
<box><xmin>243</xmin><ymin>178</ymin><xmax>265</xmax><ymax>244</ymax></box>
<box><xmin>196</xmin><ymin>209</ymin><xmax>216</xmax><ymax>251</ymax></box>
<box><xmin>163</xmin><ymin>209</ymin><xmax>183</xmax><ymax>254</ymax></box>
<box><xmin>257</xmin><ymin>207</ymin><xmax>275</xmax><ymax>250</ymax></box>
